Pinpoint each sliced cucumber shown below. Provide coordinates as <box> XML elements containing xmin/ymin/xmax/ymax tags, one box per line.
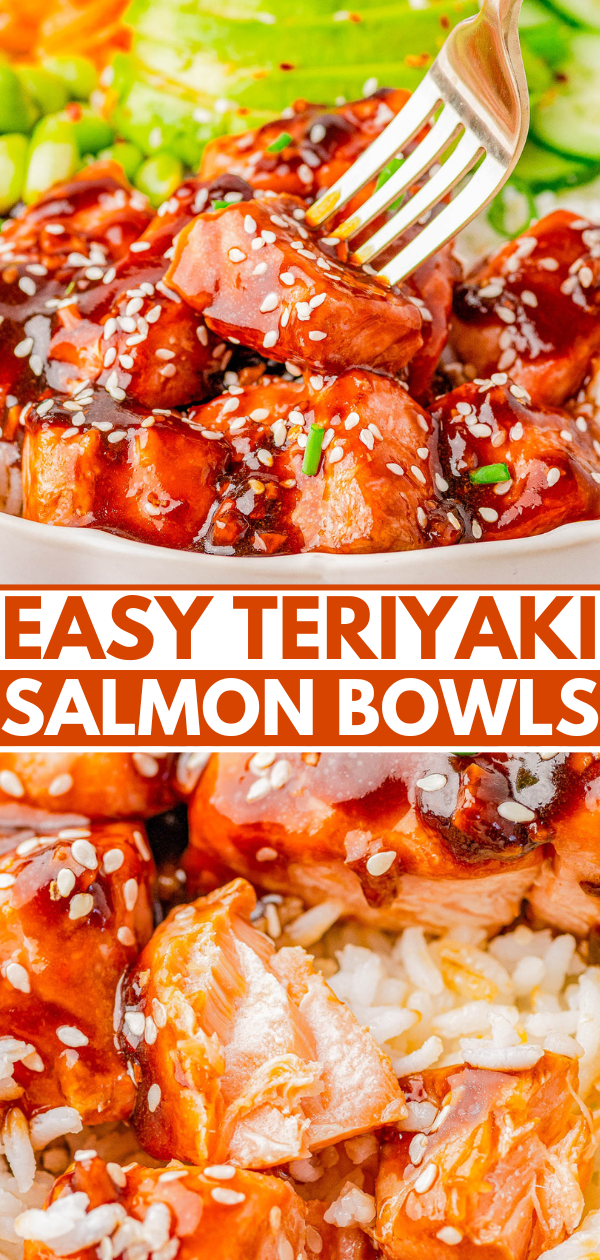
<box><xmin>531</xmin><ymin>34</ymin><xmax>600</xmax><ymax>159</ymax></box>
<box><xmin>545</xmin><ymin>0</ymin><xmax>600</xmax><ymax>29</ymax></box>
<box><xmin>512</xmin><ymin>136</ymin><xmax>600</xmax><ymax>188</ymax></box>
<box><xmin>488</xmin><ymin>184</ymin><xmax>536</xmax><ymax>238</ymax></box>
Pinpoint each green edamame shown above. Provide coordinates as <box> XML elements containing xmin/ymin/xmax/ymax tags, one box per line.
<box><xmin>41</xmin><ymin>56</ymin><xmax>98</xmax><ymax>102</ymax></box>
<box><xmin>0</xmin><ymin>134</ymin><xmax>29</xmax><ymax>212</ymax></box>
<box><xmin>16</xmin><ymin>66</ymin><xmax>69</xmax><ymax>117</ymax></box>
<box><xmin>97</xmin><ymin>141</ymin><xmax>144</xmax><ymax>181</ymax></box>
<box><xmin>134</xmin><ymin>151</ymin><xmax>183</xmax><ymax>205</ymax></box>
<box><xmin>68</xmin><ymin>107</ymin><xmax>114</xmax><ymax>155</ymax></box>
<box><xmin>0</xmin><ymin>65</ymin><xmax>39</xmax><ymax>135</ymax></box>
<box><xmin>24</xmin><ymin>115</ymin><xmax>79</xmax><ymax>204</ymax></box>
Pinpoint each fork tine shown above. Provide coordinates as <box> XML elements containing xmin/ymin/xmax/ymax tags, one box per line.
<box><xmin>333</xmin><ymin>103</ymin><xmax>462</xmax><ymax>242</ymax></box>
<box><xmin>352</xmin><ymin>129</ymin><xmax>482</xmax><ymax>266</ymax></box>
<box><xmin>379</xmin><ymin>152</ymin><xmax>505</xmax><ymax>286</ymax></box>
<box><xmin>305</xmin><ymin>75</ymin><xmax>442</xmax><ymax>226</ymax></box>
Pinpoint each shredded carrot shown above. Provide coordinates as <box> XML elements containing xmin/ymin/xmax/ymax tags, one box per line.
<box><xmin>0</xmin><ymin>0</ymin><xmax>130</xmax><ymax>64</ymax></box>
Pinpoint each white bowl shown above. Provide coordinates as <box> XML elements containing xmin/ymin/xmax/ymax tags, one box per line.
<box><xmin>1</xmin><ymin>513</ymin><xmax>600</xmax><ymax>584</ymax></box>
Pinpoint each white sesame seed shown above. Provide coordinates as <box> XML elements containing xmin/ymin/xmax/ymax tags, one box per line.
<box><xmin>263</xmin><ymin>330</ymin><xmax>278</xmax><ymax>348</ymax></box>
<box><xmin>146</xmin><ymin>305</ymin><xmax>162</xmax><ymax>324</ymax></box>
<box><xmin>328</xmin><ymin>446</ymin><xmax>344</xmax><ymax>464</ymax></box>
<box><xmin>359</xmin><ymin>428</ymin><xmax>374</xmax><ymax>450</ymax></box>
<box><xmin>49</xmin><ymin>773</ymin><xmax>74</xmax><ymax>798</ymax></box>
<box><xmin>69</xmin><ymin>893</ymin><xmax>94</xmax><ymax>920</ymax></box>
<box><xmin>366</xmin><ymin>851</ymin><xmax>395</xmax><ymax>876</ymax></box>
<box><xmin>521</xmin><ymin>290</ymin><xmax>537</xmax><ymax>307</ymax></box>
<box><xmin>579</xmin><ymin>266</ymin><xmax>593</xmax><ymax>288</ymax></box>
<box><xmin>271</xmin><ymin>759</ymin><xmax>291</xmax><ymax>789</ymax></box>
<box><xmin>46</xmin><ymin>223</ymin><xmax>65</xmax><ymax>235</ymax></box>
<box><xmin>108</xmin><ymin>431</ymin><xmax>127</xmax><ymax>444</ymax></box>
<box><xmin>130</xmin><ymin>241</ymin><xmax>151</xmax><ymax>253</ymax></box>
<box><xmin>411</xmin><ymin>465</ymin><xmax>427</xmax><ymax>485</ymax></box>
<box><xmin>414</xmin><ymin>1163</ymin><xmax>437</xmax><ymax>1194</ymax></box>
<box><xmin>437</xmin><ymin>1228</ymin><xmax>463</xmax><ymax>1245</ymax></box>
<box><xmin>244</xmin><ymin>215</ymin><xmax>257</xmax><ymax>235</ymax></box>
<box><xmin>103</xmin><ymin>318</ymin><xmax>117</xmax><ymax>340</ymax></box>
<box><xmin>57</xmin><ymin>1025</ymin><xmax>89</xmax><ymax>1047</ymax></box>
<box><xmin>107</xmin><ymin>1164</ymin><xmax>127</xmax><ymax>1187</ymax></box>
<box><xmin>124</xmin><ymin>879</ymin><xmax>138</xmax><ymax>911</ymax></box>
<box><xmin>36</xmin><ymin>399</ymin><xmax>54</xmax><ymax>417</ymax></box>
<box><xmin>228</xmin><ymin>248</ymin><xmax>246</xmax><ymax>262</ymax></box>
<box><xmin>479</xmin><ymin>506</ymin><xmax>499</xmax><ymax>522</ymax></box>
<box><xmin>13</xmin><ymin>338</ymin><xmax>34</xmax><ymax>359</ymax></box>
<box><xmin>497</xmin><ymin>800</ymin><xmax>535</xmax><ymax>823</ymax></box>
<box><xmin>145</xmin><ymin>1016</ymin><xmax>157</xmax><ymax>1045</ymax></box>
<box><xmin>16</xmin><ymin>838</ymin><xmax>39</xmax><ymax>857</ymax></box>
<box><xmin>118</xmin><ymin>926</ymin><xmax>135</xmax><ymax>946</ymax></box>
<box><xmin>510</xmin><ymin>422</ymin><xmax>523</xmax><ymax>441</ymax></box>
<box><xmin>261</xmin><ymin>230</ymin><xmax>276</xmax><ymax>244</ymax></box>
<box><xmin>386</xmin><ymin>462</ymin><xmax>404</xmax><ymax>476</ymax></box>
<box><xmin>104</xmin><ymin>347</ymin><xmax>117</xmax><ymax>368</ymax></box>
<box><xmin>86</xmin><ymin>266</ymin><xmax>104</xmax><ymax>281</ymax></box>
<box><xmin>19</xmin><ymin>276</ymin><xmax>36</xmax><ymax>296</ymax></box>
<box><xmin>496</xmin><ymin>306</ymin><xmax>516</xmax><ymax>324</ymax></box>
<box><xmin>29</xmin><ymin>354</ymin><xmax>43</xmax><ymax>376</ymax></box>
<box><xmin>435</xmin><ymin>473</ymin><xmax>448</xmax><ymax>492</ymax></box>
<box><xmin>71</xmin><ymin>840</ymin><xmax>97</xmax><ymax>870</ymax></box>
<box><xmin>280</xmin><ymin>272</ymin><xmax>295</xmax><ymax>285</ymax></box>
<box><xmin>57</xmin><ymin>868</ymin><xmax>76</xmax><ymax>897</ymax></box>
<box><xmin>472</xmin><ymin>520</ymin><xmax>483</xmax><ymax>539</ymax></box>
<box><xmin>0</xmin><ymin>770</ymin><xmax>24</xmax><ymax>798</ymax></box>
<box><xmin>148</xmin><ymin>1083</ymin><xmax>161</xmax><ymax>1112</ymax></box>
<box><xmin>211</xmin><ymin>1187</ymin><xmax>246</xmax><ymax>1205</ymax></box>
<box><xmin>6</xmin><ymin>962</ymin><xmax>30</xmax><ymax>992</ymax></box>
<box><xmin>260</xmin><ymin>292</ymin><xmax>279</xmax><ymax>313</ymax></box>
<box><xmin>119</xmin><ymin>354</ymin><xmax>134</xmax><ymax>370</ymax></box>
<box><xmin>547</xmin><ymin>467</ymin><xmax>561</xmax><ymax>487</ymax></box>
<box><xmin>252</xmin><ymin>262</ymin><xmax>268</xmax><ymax>275</ymax></box>
<box><xmin>103</xmin><ymin>266</ymin><xmax>117</xmax><ymax>285</ymax></box>
<box><xmin>247</xmin><ymin>777</ymin><xmax>271</xmax><ymax>802</ymax></box>
<box><xmin>0</xmin><ymin>874</ymin><xmax>15</xmax><ymax>889</ymax></box>
<box><xmin>416</xmin><ymin>773</ymin><xmax>447</xmax><ymax>792</ymax></box>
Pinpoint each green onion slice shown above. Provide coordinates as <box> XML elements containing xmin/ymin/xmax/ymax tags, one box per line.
<box><xmin>212</xmin><ymin>199</ymin><xmax>229</xmax><ymax>209</ymax></box>
<box><xmin>267</xmin><ymin>131</ymin><xmax>292</xmax><ymax>153</ymax></box>
<box><xmin>302</xmin><ymin>423</ymin><xmax>325</xmax><ymax>476</ymax></box>
<box><xmin>469</xmin><ymin>462</ymin><xmax>511</xmax><ymax>485</ymax></box>
<box><xmin>375</xmin><ymin>156</ymin><xmax>404</xmax><ymax>191</ymax></box>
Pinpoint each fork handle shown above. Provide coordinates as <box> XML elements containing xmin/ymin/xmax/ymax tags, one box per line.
<box><xmin>481</xmin><ymin>0</ymin><xmax>523</xmax><ymax>34</ymax></box>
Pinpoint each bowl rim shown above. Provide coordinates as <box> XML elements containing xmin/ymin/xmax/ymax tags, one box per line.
<box><xmin>3</xmin><ymin>511</ymin><xmax>600</xmax><ymax>584</ymax></box>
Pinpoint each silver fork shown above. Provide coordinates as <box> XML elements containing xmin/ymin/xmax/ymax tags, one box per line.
<box><xmin>306</xmin><ymin>0</ymin><xmax>528</xmax><ymax>285</ymax></box>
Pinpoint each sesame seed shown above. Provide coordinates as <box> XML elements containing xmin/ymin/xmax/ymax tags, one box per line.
<box><xmin>57</xmin><ymin>1025</ymin><xmax>89</xmax><ymax>1047</ymax></box>
<box><xmin>211</xmin><ymin>1188</ymin><xmax>246</xmax><ymax>1205</ymax></box>
<box><xmin>547</xmin><ymin>467</ymin><xmax>561</xmax><ymax>487</ymax></box>
<box><xmin>417</xmin><ymin>506</ymin><xmax>427</xmax><ymax>528</ymax></box>
<box><xmin>247</xmin><ymin>777</ymin><xmax>271</xmax><ymax>802</ymax></box>
<box><xmin>256</xmin><ymin>847</ymin><xmax>278</xmax><ymax>861</ymax></box>
<box><xmin>103</xmin><ymin>266</ymin><xmax>117</xmax><ymax>285</ymax></box>
<box><xmin>509</xmin><ymin>422</ymin><xmax>523</xmax><ymax>441</ymax></box>
<box><xmin>19</xmin><ymin>276</ymin><xmax>36</xmax><ymax>296</ymax></box>
<box><xmin>104</xmin><ymin>347</ymin><xmax>117</xmax><ymax>367</ymax></box>
<box><xmin>386</xmin><ymin>463</ymin><xmax>404</xmax><ymax>476</ymax></box>
<box><xmin>435</xmin><ymin>473</ymin><xmax>448</xmax><ymax>492</ymax></box>
<box><xmin>108</xmin><ymin>431</ymin><xmax>126</xmax><ymax>444</ymax></box>
<box><xmin>146</xmin><ymin>305</ymin><xmax>162</xmax><ymax>324</ymax></box>
<box><xmin>416</xmin><ymin>773</ymin><xmax>447</xmax><ymax>792</ymax></box>
<box><xmin>86</xmin><ymin>267</ymin><xmax>104</xmax><ymax>281</ymax></box>
<box><xmin>71</xmin><ymin>839</ymin><xmax>97</xmax><ymax>870</ymax></box>
<box><xmin>205</xmin><ymin>1165</ymin><xmax>236</xmax><ymax>1180</ymax></box>
<box><xmin>118</xmin><ymin>926</ymin><xmax>135</xmax><ymax>946</ymax></box>
<box><xmin>145</xmin><ymin>1016</ymin><xmax>157</xmax><ymax>1045</ymax></box>
<box><xmin>119</xmin><ymin>354</ymin><xmax>134</xmax><ymax>370</ymax></box>
<box><xmin>479</xmin><ymin>506</ymin><xmax>498</xmax><ymax>522</ymax></box>
<box><xmin>119</xmin><ymin>316</ymin><xmax>136</xmax><ymax>333</ymax></box>
<box><xmin>310</xmin><ymin>293</ymin><xmax>326</xmax><ymax>308</ymax></box>
<box><xmin>280</xmin><ymin>272</ymin><xmax>295</xmax><ymax>285</ymax></box>
<box><xmin>411</xmin><ymin>465</ymin><xmax>426</xmax><ymax>485</ymax></box>
<box><xmin>496</xmin><ymin>306</ymin><xmax>516</xmax><ymax>323</ymax></box>
<box><xmin>0</xmin><ymin>874</ymin><xmax>15</xmax><ymax>889</ymax></box>
<box><xmin>497</xmin><ymin>800</ymin><xmax>535</xmax><ymax>823</ymax></box>
<box><xmin>148</xmin><ymin>1083</ymin><xmax>161</xmax><ymax>1112</ymax></box>
<box><xmin>57</xmin><ymin>868</ymin><xmax>76</xmax><ymax>897</ymax></box>
<box><xmin>472</xmin><ymin>520</ymin><xmax>483</xmax><ymax>539</ymax></box>
<box><xmin>244</xmin><ymin>215</ymin><xmax>257</xmax><ymax>234</ymax></box>
<box><xmin>263</xmin><ymin>330</ymin><xmax>278</xmax><ymax>348</ymax></box>
<box><xmin>409</xmin><ymin>1134</ymin><xmax>428</xmax><ymax>1166</ymax></box>
<box><xmin>576</xmin><ymin>416</ymin><xmax>588</xmax><ymax>432</ymax></box>
<box><xmin>252</xmin><ymin>262</ymin><xmax>268</xmax><ymax>276</ymax></box>
<box><xmin>359</xmin><ymin>428</ymin><xmax>374</xmax><ymax>450</ymax></box>
<box><xmin>228</xmin><ymin>248</ymin><xmax>246</xmax><ymax>262</ymax></box>
<box><xmin>37</xmin><ymin>399</ymin><xmax>54</xmax><ymax>417</ymax></box>
<box><xmin>437</xmin><ymin>1228</ymin><xmax>463</xmax><ymax>1245</ymax></box>
<box><xmin>46</xmin><ymin>223</ymin><xmax>65</xmax><ymax>235</ymax></box>
<box><xmin>13</xmin><ymin>337</ymin><xmax>33</xmax><ymax>359</ymax></box>
<box><xmin>69</xmin><ymin>893</ymin><xmax>94</xmax><ymax>920</ymax></box>
<box><xmin>124</xmin><ymin>878</ymin><xmax>138</xmax><ymax>911</ymax></box>
<box><xmin>414</xmin><ymin>1163</ymin><xmax>437</xmax><ymax>1194</ymax></box>
<box><xmin>130</xmin><ymin>241</ymin><xmax>151</xmax><ymax>252</ymax></box>
<box><xmin>103</xmin><ymin>318</ymin><xmax>117</xmax><ymax>340</ymax></box>
<box><xmin>261</xmin><ymin>230</ymin><xmax>276</xmax><ymax>244</ymax></box>
<box><xmin>0</xmin><ymin>770</ymin><xmax>24</xmax><ymax>797</ymax></box>
<box><xmin>107</xmin><ymin>1164</ymin><xmax>127</xmax><ymax>1187</ymax></box>
<box><xmin>29</xmin><ymin>354</ymin><xmax>43</xmax><ymax>376</ymax></box>
<box><xmin>366</xmin><ymin>851</ymin><xmax>395</xmax><ymax>876</ymax></box>
<box><xmin>520</xmin><ymin>290</ymin><xmax>537</xmax><ymax>307</ymax></box>
<box><xmin>345</xmin><ymin>411</ymin><xmax>360</xmax><ymax>430</ymax></box>
<box><xmin>447</xmin><ymin>512</ymin><xmax>461</xmax><ymax>530</ymax></box>
<box><xmin>260</xmin><ymin>292</ymin><xmax>279</xmax><ymax>313</ymax></box>
<box><xmin>579</xmin><ymin>266</ymin><xmax>593</xmax><ymax>288</ymax></box>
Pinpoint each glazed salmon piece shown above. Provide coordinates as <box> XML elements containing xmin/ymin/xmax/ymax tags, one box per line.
<box><xmin>528</xmin><ymin>752</ymin><xmax>600</xmax><ymax>935</ymax></box>
<box><xmin>200</xmin><ymin>90</ymin><xmax>411</xmax><ymax>202</ymax></box>
<box><xmin>451</xmin><ymin>211</ymin><xmax>600</xmax><ymax>409</ymax></box>
<box><xmin>433</xmin><ymin>380</ymin><xmax>600</xmax><ymax>543</ymax></box>
<box><xmin>120</xmin><ymin>878</ymin><xmax>405</xmax><ymax>1168</ymax></box>
<box><xmin>165</xmin><ymin>194</ymin><xmax>422</xmax><ymax>377</ymax></box>
<box><xmin>375</xmin><ymin>1053</ymin><xmax>593</xmax><ymax>1260</ymax></box>
<box><xmin>0</xmin><ymin>821</ymin><xmax>155</xmax><ymax>1130</ymax></box>
<box><xmin>0</xmin><ymin>161</ymin><xmax>151</xmax><ymax>272</ymax></box>
<box><xmin>23</xmin><ymin>390</ymin><xmax>227</xmax><ymax>546</ymax></box>
<box><xmin>0</xmin><ymin>753</ymin><xmax>177</xmax><ymax>821</ymax></box>
<box><xmin>17</xmin><ymin>1157</ymin><xmax>309</xmax><ymax>1260</ymax></box>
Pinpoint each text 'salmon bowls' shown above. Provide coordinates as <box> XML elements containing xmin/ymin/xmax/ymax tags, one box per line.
<box><xmin>2</xmin><ymin>513</ymin><xmax>600</xmax><ymax>584</ymax></box>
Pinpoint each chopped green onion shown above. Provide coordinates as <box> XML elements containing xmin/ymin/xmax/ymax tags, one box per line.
<box><xmin>469</xmin><ymin>462</ymin><xmax>511</xmax><ymax>485</ymax></box>
<box><xmin>212</xmin><ymin>199</ymin><xmax>229</xmax><ymax>209</ymax></box>
<box><xmin>302</xmin><ymin>423</ymin><xmax>325</xmax><ymax>476</ymax></box>
<box><xmin>267</xmin><ymin>131</ymin><xmax>292</xmax><ymax>153</ymax></box>
<box><xmin>376</xmin><ymin>156</ymin><xmax>404</xmax><ymax>191</ymax></box>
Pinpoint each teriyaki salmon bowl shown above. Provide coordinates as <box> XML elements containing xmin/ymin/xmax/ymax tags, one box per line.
<box><xmin>5</xmin><ymin>0</ymin><xmax>600</xmax><ymax>576</ymax></box>
<box><xmin>2</xmin><ymin>748</ymin><xmax>600</xmax><ymax>1260</ymax></box>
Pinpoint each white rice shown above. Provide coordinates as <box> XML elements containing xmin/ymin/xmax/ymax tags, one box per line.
<box><xmin>5</xmin><ymin>920</ymin><xmax>600</xmax><ymax>1260</ymax></box>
